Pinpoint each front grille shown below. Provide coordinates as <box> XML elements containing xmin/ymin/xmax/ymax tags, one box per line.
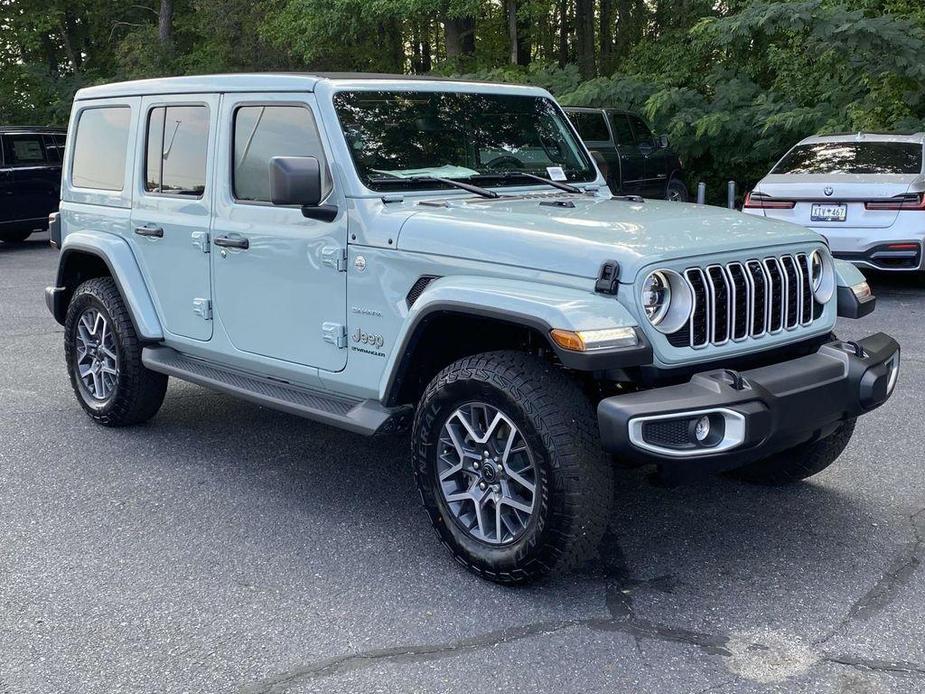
<box><xmin>671</xmin><ymin>253</ymin><xmax>819</xmax><ymax>349</ymax></box>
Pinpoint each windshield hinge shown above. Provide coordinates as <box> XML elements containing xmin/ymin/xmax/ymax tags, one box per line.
<box><xmin>381</xmin><ymin>194</ymin><xmax>404</xmax><ymax>204</ymax></box>
<box><xmin>322</xmin><ymin>322</ymin><xmax>348</xmax><ymax>349</ymax></box>
<box><xmin>321</xmin><ymin>246</ymin><xmax>348</xmax><ymax>272</ymax></box>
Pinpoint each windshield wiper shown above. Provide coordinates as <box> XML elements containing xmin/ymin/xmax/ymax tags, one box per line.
<box><xmin>407</xmin><ymin>176</ymin><xmax>499</xmax><ymax>199</ymax></box>
<box><xmin>471</xmin><ymin>171</ymin><xmax>583</xmax><ymax>194</ymax></box>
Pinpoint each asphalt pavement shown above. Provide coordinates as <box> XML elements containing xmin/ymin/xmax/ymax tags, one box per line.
<box><xmin>1</xmin><ymin>232</ymin><xmax>923</xmax><ymax>693</ymax></box>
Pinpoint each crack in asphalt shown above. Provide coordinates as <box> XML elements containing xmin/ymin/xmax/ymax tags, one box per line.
<box><xmin>816</xmin><ymin>507</ymin><xmax>925</xmax><ymax>650</ymax></box>
<box><xmin>240</xmin><ymin>514</ymin><xmax>925</xmax><ymax>693</ymax></box>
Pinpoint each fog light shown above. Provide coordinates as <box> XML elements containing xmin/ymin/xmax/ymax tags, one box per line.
<box><xmin>694</xmin><ymin>415</ymin><xmax>711</xmax><ymax>442</ymax></box>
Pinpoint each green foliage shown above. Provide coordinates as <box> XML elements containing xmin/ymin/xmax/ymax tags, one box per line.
<box><xmin>1</xmin><ymin>0</ymin><xmax>923</xmax><ymax>199</ymax></box>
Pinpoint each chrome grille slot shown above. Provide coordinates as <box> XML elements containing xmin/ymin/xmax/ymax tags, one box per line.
<box><xmin>667</xmin><ymin>252</ymin><xmax>823</xmax><ymax>349</ymax></box>
<box><xmin>764</xmin><ymin>258</ymin><xmax>785</xmax><ymax>333</ymax></box>
<box><xmin>685</xmin><ymin>268</ymin><xmax>710</xmax><ymax>348</ymax></box>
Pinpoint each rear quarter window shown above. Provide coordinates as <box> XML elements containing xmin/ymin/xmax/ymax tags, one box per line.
<box><xmin>71</xmin><ymin>107</ymin><xmax>131</xmax><ymax>190</ymax></box>
<box><xmin>773</xmin><ymin>142</ymin><xmax>924</xmax><ymax>175</ymax></box>
<box><xmin>2</xmin><ymin>134</ymin><xmax>47</xmax><ymax>166</ymax></box>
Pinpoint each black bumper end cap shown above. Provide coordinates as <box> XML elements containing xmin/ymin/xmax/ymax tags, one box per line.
<box><xmin>837</xmin><ymin>285</ymin><xmax>876</xmax><ymax>319</ymax></box>
<box><xmin>45</xmin><ymin>286</ymin><xmax>66</xmax><ymax>325</ymax></box>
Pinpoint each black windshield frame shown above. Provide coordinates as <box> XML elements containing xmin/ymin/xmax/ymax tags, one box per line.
<box><xmin>332</xmin><ymin>89</ymin><xmax>597</xmax><ymax>192</ymax></box>
<box><xmin>772</xmin><ymin>141</ymin><xmax>925</xmax><ymax>175</ymax></box>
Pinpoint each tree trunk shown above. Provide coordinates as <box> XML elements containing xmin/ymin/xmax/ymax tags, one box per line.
<box><xmin>507</xmin><ymin>1</ymin><xmax>518</xmax><ymax>65</ymax></box>
<box><xmin>444</xmin><ymin>16</ymin><xmax>476</xmax><ymax>61</ymax></box>
<box><xmin>600</xmin><ymin>0</ymin><xmax>613</xmax><ymax>73</ymax></box>
<box><xmin>575</xmin><ymin>0</ymin><xmax>595</xmax><ymax>78</ymax></box>
<box><xmin>158</xmin><ymin>0</ymin><xmax>173</xmax><ymax>47</ymax></box>
<box><xmin>557</xmin><ymin>0</ymin><xmax>569</xmax><ymax>67</ymax></box>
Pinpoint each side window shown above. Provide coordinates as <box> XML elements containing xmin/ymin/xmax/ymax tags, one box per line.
<box><xmin>608</xmin><ymin>114</ymin><xmax>635</xmax><ymax>146</ymax></box>
<box><xmin>233</xmin><ymin>105</ymin><xmax>332</xmax><ymax>203</ymax></box>
<box><xmin>3</xmin><ymin>134</ymin><xmax>46</xmax><ymax>166</ymax></box>
<box><xmin>569</xmin><ymin>112</ymin><xmax>610</xmax><ymax>142</ymax></box>
<box><xmin>72</xmin><ymin>107</ymin><xmax>131</xmax><ymax>191</ymax></box>
<box><xmin>145</xmin><ymin>105</ymin><xmax>209</xmax><ymax>195</ymax></box>
<box><xmin>628</xmin><ymin>115</ymin><xmax>654</xmax><ymax>144</ymax></box>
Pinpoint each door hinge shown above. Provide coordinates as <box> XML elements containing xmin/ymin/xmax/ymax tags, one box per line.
<box><xmin>192</xmin><ymin>231</ymin><xmax>210</xmax><ymax>253</ymax></box>
<box><xmin>321</xmin><ymin>246</ymin><xmax>348</xmax><ymax>272</ymax></box>
<box><xmin>322</xmin><ymin>322</ymin><xmax>348</xmax><ymax>349</ymax></box>
<box><xmin>192</xmin><ymin>298</ymin><xmax>212</xmax><ymax>320</ymax></box>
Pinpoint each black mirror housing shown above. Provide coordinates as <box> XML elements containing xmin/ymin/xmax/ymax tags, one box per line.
<box><xmin>269</xmin><ymin>156</ymin><xmax>323</xmax><ymax>207</ymax></box>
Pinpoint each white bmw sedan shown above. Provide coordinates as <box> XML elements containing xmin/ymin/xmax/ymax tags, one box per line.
<box><xmin>744</xmin><ymin>132</ymin><xmax>925</xmax><ymax>275</ymax></box>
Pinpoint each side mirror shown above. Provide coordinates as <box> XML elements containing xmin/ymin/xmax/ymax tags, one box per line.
<box><xmin>659</xmin><ymin>134</ymin><xmax>670</xmax><ymax>149</ymax></box>
<box><xmin>268</xmin><ymin>156</ymin><xmax>337</xmax><ymax>222</ymax></box>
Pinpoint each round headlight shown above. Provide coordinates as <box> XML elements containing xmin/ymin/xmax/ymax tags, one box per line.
<box><xmin>809</xmin><ymin>249</ymin><xmax>835</xmax><ymax>303</ymax></box>
<box><xmin>641</xmin><ymin>269</ymin><xmax>693</xmax><ymax>334</ymax></box>
<box><xmin>642</xmin><ymin>271</ymin><xmax>671</xmax><ymax>325</ymax></box>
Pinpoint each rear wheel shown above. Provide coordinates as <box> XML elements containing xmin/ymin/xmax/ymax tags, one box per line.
<box><xmin>666</xmin><ymin>177</ymin><xmax>689</xmax><ymax>202</ymax></box>
<box><xmin>0</xmin><ymin>229</ymin><xmax>33</xmax><ymax>243</ymax></box>
<box><xmin>728</xmin><ymin>419</ymin><xmax>856</xmax><ymax>485</ymax></box>
<box><xmin>412</xmin><ymin>351</ymin><xmax>613</xmax><ymax>583</ymax></box>
<box><xmin>64</xmin><ymin>277</ymin><xmax>168</xmax><ymax>426</ymax></box>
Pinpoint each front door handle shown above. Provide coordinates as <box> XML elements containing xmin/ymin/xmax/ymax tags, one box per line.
<box><xmin>214</xmin><ymin>235</ymin><xmax>249</xmax><ymax>250</ymax></box>
<box><xmin>134</xmin><ymin>225</ymin><xmax>164</xmax><ymax>238</ymax></box>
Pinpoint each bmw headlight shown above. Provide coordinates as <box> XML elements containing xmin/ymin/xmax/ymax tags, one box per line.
<box><xmin>641</xmin><ymin>269</ymin><xmax>693</xmax><ymax>334</ymax></box>
<box><xmin>809</xmin><ymin>249</ymin><xmax>835</xmax><ymax>303</ymax></box>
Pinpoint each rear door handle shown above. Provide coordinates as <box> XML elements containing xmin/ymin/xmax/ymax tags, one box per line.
<box><xmin>214</xmin><ymin>235</ymin><xmax>249</xmax><ymax>250</ymax></box>
<box><xmin>134</xmin><ymin>225</ymin><xmax>164</xmax><ymax>238</ymax></box>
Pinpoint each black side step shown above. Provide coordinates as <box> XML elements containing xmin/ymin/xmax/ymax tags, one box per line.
<box><xmin>141</xmin><ymin>346</ymin><xmax>411</xmax><ymax>435</ymax></box>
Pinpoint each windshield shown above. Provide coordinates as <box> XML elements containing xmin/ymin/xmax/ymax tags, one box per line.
<box><xmin>332</xmin><ymin>90</ymin><xmax>596</xmax><ymax>192</ymax></box>
<box><xmin>772</xmin><ymin>142</ymin><xmax>924</xmax><ymax>175</ymax></box>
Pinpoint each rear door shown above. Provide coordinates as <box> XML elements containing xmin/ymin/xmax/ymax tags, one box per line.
<box><xmin>129</xmin><ymin>95</ymin><xmax>218</xmax><ymax>341</ymax></box>
<box><xmin>0</xmin><ymin>140</ymin><xmax>11</xmax><ymax>225</ymax></box>
<box><xmin>626</xmin><ymin>114</ymin><xmax>666</xmax><ymax>198</ymax></box>
<box><xmin>2</xmin><ymin>132</ymin><xmax>60</xmax><ymax>227</ymax></box>
<box><xmin>608</xmin><ymin>112</ymin><xmax>646</xmax><ymax>195</ymax></box>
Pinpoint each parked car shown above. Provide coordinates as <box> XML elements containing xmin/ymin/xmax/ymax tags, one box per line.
<box><xmin>744</xmin><ymin>132</ymin><xmax>925</xmax><ymax>275</ymax></box>
<box><xmin>0</xmin><ymin>126</ymin><xmax>65</xmax><ymax>243</ymax></box>
<box><xmin>46</xmin><ymin>74</ymin><xmax>898</xmax><ymax>584</ymax></box>
<box><xmin>565</xmin><ymin>107</ymin><xmax>687</xmax><ymax>201</ymax></box>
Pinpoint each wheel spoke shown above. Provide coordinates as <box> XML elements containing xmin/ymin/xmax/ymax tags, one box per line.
<box><xmin>437</xmin><ymin>401</ymin><xmax>537</xmax><ymax>546</ymax></box>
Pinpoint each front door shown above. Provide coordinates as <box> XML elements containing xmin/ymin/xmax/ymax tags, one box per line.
<box><xmin>210</xmin><ymin>94</ymin><xmax>348</xmax><ymax>372</ymax></box>
<box><xmin>1</xmin><ymin>132</ymin><xmax>60</xmax><ymax>227</ymax></box>
<box><xmin>626</xmin><ymin>114</ymin><xmax>667</xmax><ymax>199</ymax></box>
<box><xmin>129</xmin><ymin>95</ymin><xmax>218</xmax><ymax>341</ymax></box>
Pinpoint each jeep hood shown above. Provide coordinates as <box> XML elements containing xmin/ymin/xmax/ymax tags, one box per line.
<box><xmin>395</xmin><ymin>195</ymin><xmax>822</xmax><ymax>281</ymax></box>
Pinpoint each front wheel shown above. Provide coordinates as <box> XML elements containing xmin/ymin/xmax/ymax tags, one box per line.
<box><xmin>412</xmin><ymin>351</ymin><xmax>614</xmax><ymax>584</ymax></box>
<box><xmin>727</xmin><ymin>419</ymin><xmax>856</xmax><ymax>485</ymax></box>
<box><xmin>64</xmin><ymin>277</ymin><xmax>168</xmax><ymax>426</ymax></box>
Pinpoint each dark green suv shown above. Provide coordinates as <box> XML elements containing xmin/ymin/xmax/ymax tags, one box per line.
<box><xmin>566</xmin><ymin>107</ymin><xmax>687</xmax><ymax>202</ymax></box>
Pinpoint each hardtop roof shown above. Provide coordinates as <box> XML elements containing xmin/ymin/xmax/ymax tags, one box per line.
<box><xmin>74</xmin><ymin>72</ymin><xmax>549</xmax><ymax>100</ymax></box>
<box><xmin>799</xmin><ymin>132</ymin><xmax>925</xmax><ymax>145</ymax></box>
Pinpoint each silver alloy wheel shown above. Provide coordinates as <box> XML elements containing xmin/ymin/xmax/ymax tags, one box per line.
<box><xmin>74</xmin><ymin>308</ymin><xmax>119</xmax><ymax>401</ymax></box>
<box><xmin>437</xmin><ymin>402</ymin><xmax>537</xmax><ymax>545</ymax></box>
<box><xmin>667</xmin><ymin>185</ymin><xmax>683</xmax><ymax>202</ymax></box>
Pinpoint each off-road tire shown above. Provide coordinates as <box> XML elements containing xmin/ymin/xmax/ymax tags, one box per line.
<box><xmin>412</xmin><ymin>351</ymin><xmax>614</xmax><ymax>584</ymax></box>
<box><xmin>728</xmin><ymin>418</ymin><xmax>856</xmax><ymax>485</ymax></box>
<box><xmin>0</xmin><ymin>229</ymin><xmax>33</xmax><ymax>243</ymax></box>
<box><xmin>64</xmin><ymin>277</ymin><xmax>168</xmax><ymax>426</ymax></box>
<box><xmin>666</xmin><ymin>177</ymin><xmax>689</xmax><ymax>202</ymax></box>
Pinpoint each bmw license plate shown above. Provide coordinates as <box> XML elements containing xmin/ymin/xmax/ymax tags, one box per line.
<box><xmin>811</xmin><ymin>203</ymin><xmax>847</xmax><ymax>222</ymax></box>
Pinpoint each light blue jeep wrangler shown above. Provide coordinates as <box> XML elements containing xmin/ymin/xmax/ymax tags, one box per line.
<box><xmin>46</xmin><ymin>74</ymin><xmax>900</xmax><ymax>583</ymax></box>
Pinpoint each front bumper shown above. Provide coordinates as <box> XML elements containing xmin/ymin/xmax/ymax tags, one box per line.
<box><xmin>598</xmin><ymin>333</ymin><xmax>900</xmax><ymax>472</ymax></box>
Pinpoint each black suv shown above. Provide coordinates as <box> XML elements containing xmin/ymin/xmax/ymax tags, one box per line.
<box><xmin>0</xmin><ymin>126</ymin><xmax>65</xmax><ymax>243</ymax></box>
<box><xmin>565</xmin><ymin>107</ymin><xmax>687</xmax><ymax>202</ymax></box>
